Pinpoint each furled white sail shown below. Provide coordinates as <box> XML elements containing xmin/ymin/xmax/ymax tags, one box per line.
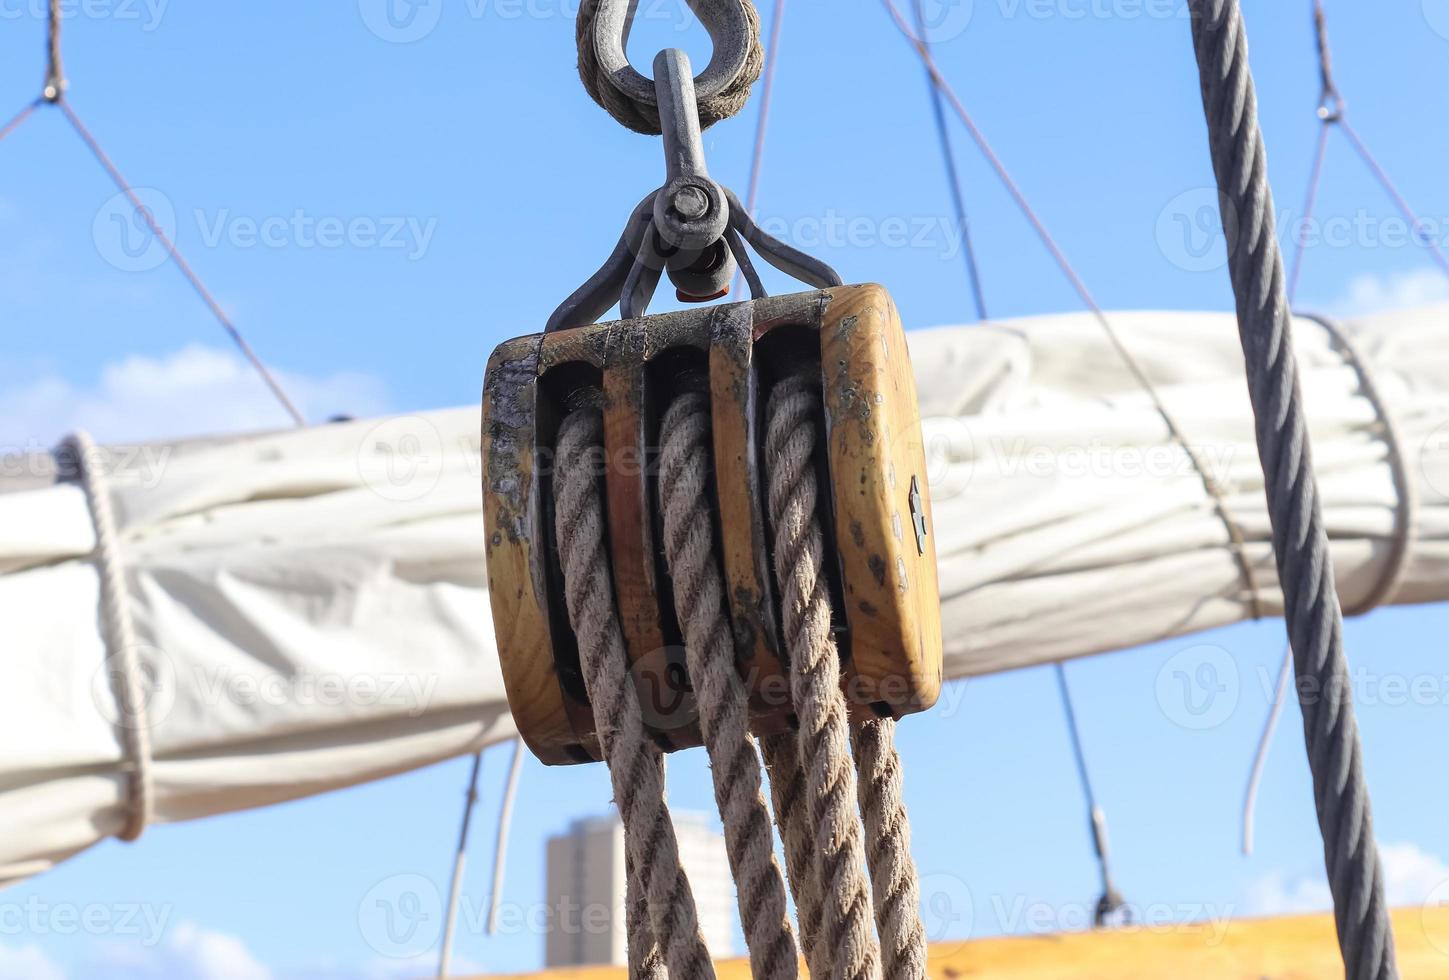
<box><xmin>2</xmin><ymin>304</ymin><xmax>1444</xmax><ymax>884</ymax></box>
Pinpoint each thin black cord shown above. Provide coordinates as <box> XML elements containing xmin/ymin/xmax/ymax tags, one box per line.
<box><xmin>909</xmin><ymin>0</ymin><xmax>987</xmax><ymax>321</ymax></box>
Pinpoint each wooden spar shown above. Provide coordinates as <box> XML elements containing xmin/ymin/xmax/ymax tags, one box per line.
<box><xmin>480</xmin><ymin>284</ymin><xmax>944</xmax><ymax>765</ymax></box>
<box><xmin>473</xmin><ymin>907</ymin><xmax>1449</xmax><ymax>979</ymax></box>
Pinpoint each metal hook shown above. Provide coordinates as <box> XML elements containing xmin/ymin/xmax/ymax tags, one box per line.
<box><xmin>590</xmin><ymin>0</ymin><xmax>755</xmax><ymax>110</ymax></box>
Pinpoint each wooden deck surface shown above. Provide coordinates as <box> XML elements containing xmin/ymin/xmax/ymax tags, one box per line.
<box><xmin>478</xmin><ymin>906</ymin><xmax>1449</xmax><ymax>978</ymax></box>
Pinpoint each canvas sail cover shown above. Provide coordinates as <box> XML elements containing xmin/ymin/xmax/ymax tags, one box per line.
<box><xmin>3</xmin><ymin>304</ymin><xmax>1445</xmax><ymax>883</ymax></box>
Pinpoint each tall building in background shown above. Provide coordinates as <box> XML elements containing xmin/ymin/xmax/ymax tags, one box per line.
<box><xmin>544</xmin><ymin>812</ymin><xmax>735</xmax><ymax>967</ymax></box>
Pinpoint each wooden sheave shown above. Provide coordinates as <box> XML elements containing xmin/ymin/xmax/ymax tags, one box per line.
<box><xmin>481</xmin><ymin>284</ymin><xmax>944</xmax><ymax>764</ymax></box>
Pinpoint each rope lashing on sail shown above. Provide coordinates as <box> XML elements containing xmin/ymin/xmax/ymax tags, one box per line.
<box><xmin>576</xmin><ymin>0</ymin><xmax>764</xmax><ymax>135</ymax></box>
<box><xmin>553</xmin><ymin>399</ymin><xmax>718</xmax><ymax>980</ymax></box>
<box><xmin>59</xmin><ymin>431</ymin><xmax>154</xmax><ymax>844</ymax></box>
<box><xmin>1185</xmin><ymin>2</ymin><xmax>1398</xmax><ymax>977</ymax></box>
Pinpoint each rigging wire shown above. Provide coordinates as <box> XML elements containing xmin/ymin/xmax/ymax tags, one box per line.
<box><xmin>0</xmin><ymin>100</ymin><xmax>41</xmax><ymax>144</ymax></box>
<box><xmin>879</xmin><ymin>0</ymin><xmax>1264</xmax><ymax>625</ymax></box>
<box><xmin>1054</xmin><ymin>663</ymin><xmax>1127</xmax><ymax>926</ymax></box>
<box><xmin>730</xmin><ymin>0</ymin><xmax>787</xmax><ymax>297</ymax></box>
<box><xmin>0</xmin><ymin>4</ymin><xmax>307</xmax><ymax>428</ymax></box>
<box><xmin>1244</xmin><ymin>0</ymin><xmax>1448</xmax><ymax>856</ymax></box>
<box><xmin>909</xmin><ymin>0</ymin><xmax>987</xmax><ymax>321</ymax></box>
<box><xmin>438</xmin><ymin>751</ymin><xmax>484</xmax><ymax>980</ymax></box>
<box><xmin>1288</xmin><ymin>0</ymin><xmax>1449</xmax><ymax>292</ymax></box>
<box><xmin>884</xmin><ymin>0</ymin><xmax>1128</xmax><ymax>923</ymax></box>
<box><xmin>57</xmin><ymin>101</ymin><xmax>307</xmax><ymax>427</ymax></box>
<box><xmin>485</xmin><ymin>739</ymin><xmax>525</xmax><ymax>936</ymax></box>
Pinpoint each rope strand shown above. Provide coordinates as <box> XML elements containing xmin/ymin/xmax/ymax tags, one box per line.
<box><xmin>554</xmin><ymin>404</ymin><xmax>717</xmax><ymax>980</ymax></box>
<box><xmin>659</xmin><ymin>390</ymin><xmax>800</xmax><ymax>980</ymax></box>
<box><xmin>765</xmin><ymin>374</ymin><xmax>882</xmax><ymax>980</ymax></box>
<box><xmin>852</xmin><ymin>719</ymin><xmax>928</xmax><ymax>980</ymax></box>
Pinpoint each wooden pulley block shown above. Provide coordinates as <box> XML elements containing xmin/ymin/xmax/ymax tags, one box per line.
<box><xmin>482</xmin><ymin>283</ymin><xmax>943</xmax><ymax>765</ymax></box>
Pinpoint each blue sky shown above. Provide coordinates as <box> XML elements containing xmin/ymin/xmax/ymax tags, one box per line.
<box><xmin>3</xmin><ymin>1</ymin><xmax>1449</xmax><ymax>977</ymax></box>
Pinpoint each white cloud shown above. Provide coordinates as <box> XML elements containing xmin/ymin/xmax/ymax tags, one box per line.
<box><xmin>1246</xmin><ymin>841</ymin><xmax>1449</xmax><ymax>917</ymax></box>
<box><xmin>0</xmin><ymin>345</ymin><xmax>389</xmax><ymax>448</ymax></box>
<box><xmin>84</xmin><ymin>921</ymin><xmax>273</xmax><ymax>980</ymax></box>
<box><xmin>1333</xmin><ymin>267</ymin><xmax>1449</xmax><ymax>318</ymax></box>
<box><xmin>0</xmin><ymin>942</ymin><xmax>65</xmax><ymax>980</ymax></box>
<box><xmin>164</xmin><ymin>922</ymin><xmax>273</xmax><ymax>980</ymax></box>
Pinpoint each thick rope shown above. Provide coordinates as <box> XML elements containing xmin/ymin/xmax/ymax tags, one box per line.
<box><xmin>764</xmin><ymin>374</ymin><xmax>881</xmax><ymax>980</ymax></box>
<box><xmin>626</xmin><ymin>790</ymin><xmax>669</xmax><ymax>980</ymax></box>
<box><xmin>576</xmin><ymin>0</ymin><xmax>764</xmax><ymax>135</ymax></box>
<box><xmin>659</xmin><ymin>391</ymin><xmax>801</xmax><ymax>980</ymax></box>
<box><xmin>62</xmin><ymin>431</ymin><xmax>153</xmax><ymax>843</ymax></box>
<box><xmin>761</xmin><ymin>733</ymin><xmax>826</xmax><ymax>977</ymax></box>
<box><xmin>851</xmin><ymin>720</ymin><xmax>928</xmax><ymax>980</ymax></box>
<box><xmin>1186</xmin><ymin>3</ymin><xmax>1397</xmax><ymax>978</ymax></box>
<box><xmin>554</xmin><ymin>405</ymin><xmax>716</xmax><ymax>980</ymax></box>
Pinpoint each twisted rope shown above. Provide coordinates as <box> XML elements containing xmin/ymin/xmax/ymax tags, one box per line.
<box><xmin>851</xmin><ymin>720</ymin><xmax>928</xmax><ymax>980</ymax></box>
<box><xmin>576</xmin><ymin>0</ymin><xmax>764</xmax><ymax>135</ymax></box>
<box><xmin>626</xmin><ymin>790</ymin><xmax>669</xmax><ymax>980</ymax></box>
<box><xmin>1186</xmin><ymin>3</ymin><xmax>1397</xmax><ymax>978</ymax></box>
<box><xmin>764</xmin><ymin>374</ymin><xmax>881</xmax><ymax>980</ymax></box>
<box><xmin>553</xmin><ymin>405</ymin><xmax>716</xmax><ymax>980</ymax></box>
<box><xmin>62</xmin><ymin>431</ymin><xmax>153</xmax><ymax>843</ymax></box>
<box><xmin>761</xmin><ymin>733</ymin><xmax>826</xmax><ymax>977</ymax></box>
<box><xmin>659</xmin><ymin>391</ymin><xmax>801</xmax><ymax>979</ymax></box>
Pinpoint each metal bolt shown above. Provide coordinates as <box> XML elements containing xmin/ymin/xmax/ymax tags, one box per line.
<box><xmin>671</xmin><ymin>185</ymin><xmax>709</xmax><ymax>221</ymax></box>
<box><xmin>909</xmin><ymin>476</ymin><xmax>928</xmax><ymax>555</ymax></box>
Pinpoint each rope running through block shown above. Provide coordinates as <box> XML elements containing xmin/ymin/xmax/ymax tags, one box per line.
<box><xmin>554</xmin><ymin>403</ymin><xmax>717</xmax><ymax>980</ymax></box>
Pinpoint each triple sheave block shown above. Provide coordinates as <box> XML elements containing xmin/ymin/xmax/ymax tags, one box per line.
<box><xmin>482</xmin><ymin>284</ymin><xmax>943</xmax><ymax>765</ymax></box>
